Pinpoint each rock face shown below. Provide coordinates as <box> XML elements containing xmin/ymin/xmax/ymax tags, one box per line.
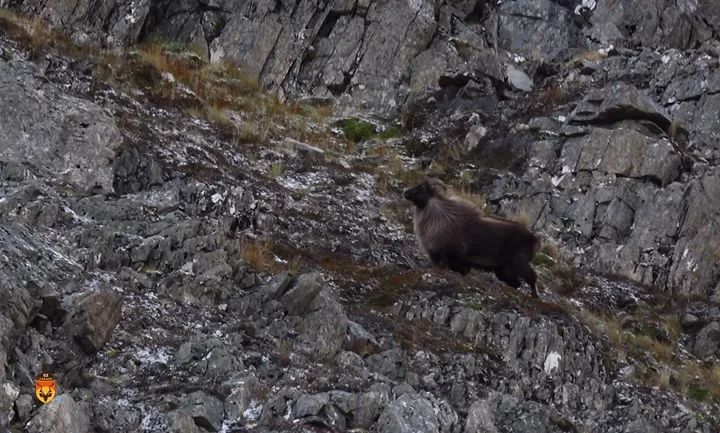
<box><xmin>479</xmin><ymin>71</ymin><xmax>720</xmax><ymax>297</ymax></box>
<box><xmin>12</xmin><ymin>0</ymin><xmax>718</xmax><ymax>117</ymax></box>
<box><xmin>3</xmin><ymin>1</ymin><xmax>720</xmax><ymax>433</ymax></box>
<box><xmin>0</xmin><ymin>60</ymin><xmax>122</xmax><ymax>193</ymax></box>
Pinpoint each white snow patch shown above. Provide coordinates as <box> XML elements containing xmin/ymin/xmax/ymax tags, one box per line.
<box><xmin>180</xmin><ymin>261</ymin><xmax>194</xmax><ymax>275</ymax></box>
<box><xmin>243</xmin><ymin>401</ymin><xmax>263</xmax><ymax>421</ymax></box>
<box><xmin>63</xmin><ymin>206</ymin><xmax>93</xmax><ymax>224</ymax></box>
<box><xmin>2</xmin><ymin>382</ymin><xmax>19</xmax><ymax>401</ymax></box>
<box><xmin>661</xmin><ymin>55</ymin><xmax>671</xmax><ymax>64</ymax></box>
<box><xmin>598</xmin><ymin>45</ymin><xmax>614</xmax><ymax>56</ymax></box>
<box><xmin>211</xmin><ymin>192</ymin><xmax>224</xmax><ymax>204</ymax></box>
<box><xmin>574</xmin><ymin>0</ymin><xmax>596</xmax><ymax>15</ymax></box>
<box><xmin>544</xmin><ymin>352</ymin><xmax>562</xmax><ymax>374</ymax></box>
<box><xmin>133</xmin><ymin>347</ymin><xmax>171</xmax><ymax>365</ymax></box>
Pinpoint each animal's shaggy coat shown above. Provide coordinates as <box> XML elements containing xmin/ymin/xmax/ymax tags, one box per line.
<box><xmin>404</xmin><ymin>178</ymin><xmax>541</xmax><ymax>297</ymax></box>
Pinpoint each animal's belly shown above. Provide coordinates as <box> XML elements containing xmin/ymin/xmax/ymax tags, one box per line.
<box><xmin>464</xmin><ymin>255</ymin><xmax>501</xmax><ymax>268</ymax></box>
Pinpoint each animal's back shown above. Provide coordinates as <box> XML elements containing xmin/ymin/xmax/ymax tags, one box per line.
<box><xmin>414</xmin><ymin>197</ymin><xmax>482</xmax><ymax>257</ymax></box>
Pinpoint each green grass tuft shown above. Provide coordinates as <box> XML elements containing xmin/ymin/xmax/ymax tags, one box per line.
<box><xmin>339</xmin><ymin>118</ymin><xmax>376</xmax><ymax>143</ymax></box>
<box><xmin>532</xmin><ymin>252</ymin><xmax>556</xmax><ymax>268</ymax></box>
<box><xmin>688</xmin><ymin>387</ymin><xmax>710</xmax><ymax>402</ymax></box>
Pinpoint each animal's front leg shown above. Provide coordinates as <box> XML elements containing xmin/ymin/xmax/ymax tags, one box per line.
<box><xmin>428</xmin><ymin>252</ymin><xmax>469</xmax><ymax>278</ymax></box>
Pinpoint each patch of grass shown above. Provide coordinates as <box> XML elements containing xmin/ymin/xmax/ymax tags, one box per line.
<box><xmin>532</xmin><ymin>252</ymin><xmax>556</xmax><ymax>268</ymax></box>
<box><xmin>447</xmin><ymin>186</ymin><xmax>487</xmax><ymax>213</ymax></box>
<box><xmin>0</xmin><ymin>8</ymin><xmax>340</xmax><ymax>153</ymax></box>
<box><xmin>688</xmin><ymin>387</ymin><xmax>711</xmax><ymax>402</ymax></box>
<box><xmin>379</xmin><ymin>125</ymin><xmax>403</xmax><ymax>140</ymax></box>
<box><xmin>232</xmin><ymin>122</ymin><xmax>270</xmax><ymax>145</ymax></box>
<box><xmin>578</xmin><ymin>311</ymin><xmax>626</xmax><ymax>359</ymax></box>
<box><xmin>240</xmin><ymin>239</ymin><xmax>278</xmax><ymax>273</ymax></box>
<box><xmin>203</xmin><ymin>104</ymin><xmax>233</xmax><ymax>130</ymax></box>
<box><xmin>510</xmin><ymin>207</ymin><xmax>533</xmax><ymax>228</ymax></box>
<box><xmin>339</xmin><ymin>118</ymin><xmax>376</xmax><ymax>143</ymax></box>
<box><xmin>404</xmin><ymin>138</ymin><xmax>431</xmax><ymax>157</ymax></box>
<box><xmin>267</xmin><ymin>162</ymin><xmax>285</xmax><ymax>179</ymax></box>
<box><xmin>144</xmin><ymin>33</ymin><xmax>188</xmax><ymax>54</ymax></box>
<box><xmin>627</xmin><ymin>334</ymin><xmax>673</xmax><ymax>362</ymax></box>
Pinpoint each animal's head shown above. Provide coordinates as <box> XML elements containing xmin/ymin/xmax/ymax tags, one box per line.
<box><xmin>403</xmin><ymin>177</ymin><xmax>446</xmax><ymax>208</ymax></box>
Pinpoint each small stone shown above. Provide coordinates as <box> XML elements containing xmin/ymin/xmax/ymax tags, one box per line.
<box><xmin>680</xmin><ymin>312</ymin><xmax>701</xmax><ymax>329</ymax></box>
<box><xmin>464</xmin><ymin>124</ymin><xmax>488</xmax><ymax>152</ymax></box>
<box><xmin>345</xmin><ymin>320</ymin><xmax>381</xmax><ymax>356</ymax></box>
<box><xmin>506</xmin><ymin>64</ymin><xmax>533</xmax><ymax>92</ymax></box>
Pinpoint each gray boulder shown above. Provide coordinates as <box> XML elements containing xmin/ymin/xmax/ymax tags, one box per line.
<box><xmin>177</xmin><ymin>391</ymin><xmax>225</xmax><ymax>432</ymax></box>
<box><xmin>224</xmin><ymin>375</ymin><xmax>259</xmax><ymax>421</ymax></box>
<box><xmin>0</xmin><ymin>381</ymin><xmax>19</xmax><ymax>426</ymax></box>
<box><xmin>0</xmin><ymin>61</ymin><xmax>122</xmax><ymax>193</ymax></box>
<box><xmin>280</xmin><ymin>272</ymin><xmax>325</xmax><ymax>316</ymax></box>
<box><xmin>25</xmin><ymin>394</ymin><xmax>91</xmax><ymax>433</ymax></box>
<box><xmin>693</xmin><ymin>321</ymin><xmax>720</xmax><ymax>359</ymax></box>
<box><xmin>376</xmin><ymin>392</ymin><xmax>456</xmax><ymax>433</ymax></box>
<box><xmin>61</xmin><ymin>290</ymin><xmax>122</xmax><ymax>354</ymax></box>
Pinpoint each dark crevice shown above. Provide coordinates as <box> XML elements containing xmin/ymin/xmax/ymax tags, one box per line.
<box><xmin>317</xmin><ymin>11</ymin><xmax>343</xmax><ymax>38</ymax></box>
<box><xmin>465</xmin><ymin>1</ymin><xmax>488</xmax><ymax>25</ymax></box>
<box><xmin>613</xmin><ymin>173</ymin><xmax>663</xmax><ymax>188</ymax></box>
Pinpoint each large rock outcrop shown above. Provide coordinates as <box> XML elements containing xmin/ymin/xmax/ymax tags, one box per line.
<box><xmin>9</xmin><ymin>0</ymin><xmax>720</xmax><ymax>117</ymax></box>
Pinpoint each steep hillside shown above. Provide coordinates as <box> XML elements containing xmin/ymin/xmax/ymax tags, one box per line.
<box><xmin>1</xmin><ymin>1</ymin><xmax>720</xmax><ymax>433</ymax></box>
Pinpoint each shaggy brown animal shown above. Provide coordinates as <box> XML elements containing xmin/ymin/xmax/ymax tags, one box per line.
<box><xmin>404</xmin><ymin>178</ymin><xmax>542</xmax><ymax>297</ymax></box>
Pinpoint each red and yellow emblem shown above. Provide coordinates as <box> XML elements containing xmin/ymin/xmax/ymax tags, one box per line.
<box><xmin>35</xmin><ymin>372</ymin><xmax>56</xmax><ymax>404</ymax></box>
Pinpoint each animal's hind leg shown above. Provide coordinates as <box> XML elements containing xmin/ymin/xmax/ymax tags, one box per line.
<box><xmin>520</xmin><ymin>263</ymin><xmax>539</xmax><ymax>298</ymax></box>
<box><xmin>494</xmin><ymin>267</ymin><xmax>521</xmax><ymax>289</ymax></box>
<box><xmin>446</xmin><ymin>256</ymin><xmax>471</xmax><ymax>275</ymax></box>
<box><xmin>514</xmin><ymin>256</ymin><xmax>539</xmax><ymax>298</ymax></box>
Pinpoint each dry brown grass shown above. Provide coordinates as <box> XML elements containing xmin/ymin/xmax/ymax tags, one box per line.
<box><xmin>0</xmin><ymin>7</ymin><xmax>336</xmax><ymax>151</ymax></box>
<box><xmin>510</xmin><ymin>207</ymin><xmax>533</xmax><ymax>228</ymax></box>
<box><xmin>447</xmin><ymin>186</ymin><xmax>487</xmax><ymax>214</ymax></box>
<box><xmin>579</xmin><ymin>303</ymin><xmax>720</xmax><ymax>403</ymax></box>
<box><xmin>267</xmin><ymin>162</ymin><xmax>285</xmax><ymax>179</ymax></box>
<box><xmin>579</xmin><ymin>310</ymin><xmax>627</xmax><ymax>361</ymax></box>
<box><xmin>545</xmin><ymin>83</ymin><xmax>563</xmax><ymax>106</ymax></box>
<box><xmin>627</xmin><ymin>334</ymin><xmax>674</xmax><ymax>362</ymax></box>
<box><xmin>240</xmin><ymin>239</ymin><xmax>278</xmax><ymax>273</ymax></box>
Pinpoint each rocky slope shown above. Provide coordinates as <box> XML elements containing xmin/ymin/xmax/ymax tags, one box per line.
<box><xmin>1</xmin><ymin>1</ymin><xmax>720</xmax><ymax>433</ymax></box>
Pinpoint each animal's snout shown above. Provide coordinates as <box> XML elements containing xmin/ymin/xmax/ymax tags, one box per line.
<box><xmin>403</xmin><ymin>189</ymin><xmax>412</xmax><ymax>200</ymax></box>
